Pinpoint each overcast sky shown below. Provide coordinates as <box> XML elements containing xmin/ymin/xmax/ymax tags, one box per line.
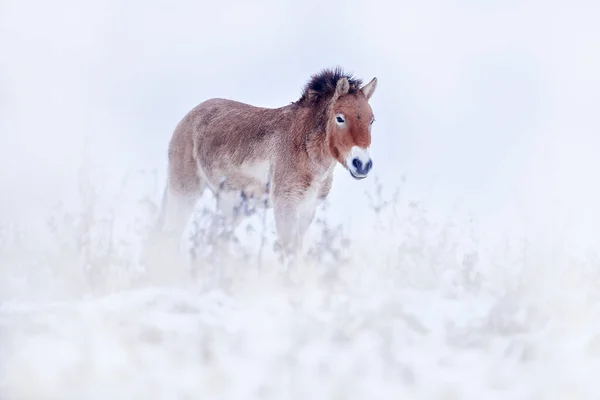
<box><xmin>2</xmin><ymin>0</ymin><xmax>600</xmax><ymax>247</ymax></box>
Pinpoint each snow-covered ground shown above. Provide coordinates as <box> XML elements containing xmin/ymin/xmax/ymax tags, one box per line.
<box><xmin>2</xmin><ymin>193</ymin><xmax>600</xmax><ymax>400</ymax></box>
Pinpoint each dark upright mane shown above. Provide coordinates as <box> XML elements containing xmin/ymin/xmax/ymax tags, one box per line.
<box><xmin>297</xmin><ymin>67</ymin><xmax>363</xmax><ymax>104</ymax></box>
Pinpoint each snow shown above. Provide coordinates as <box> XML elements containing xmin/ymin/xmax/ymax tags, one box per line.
<box><xmin>2</xmin><ymin>216</ymin><xmax>600</xmax><ymax>400</ymax></box>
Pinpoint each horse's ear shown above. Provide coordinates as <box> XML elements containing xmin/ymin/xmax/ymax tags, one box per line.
<box><xmin>336</xmin><ymin>77</ymin><xmax>350</xmax><ymax>97</ymax></box>
<box><xmin>360</xmin><ymin>77</ymin><xmax>378</xmax><ymax>100</ymax></box>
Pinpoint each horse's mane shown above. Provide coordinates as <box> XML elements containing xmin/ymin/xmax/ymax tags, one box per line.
<box><xmin>297</xmin><ymin>66</ymin><xmax>363</xmax><ymax>104</ymax></box>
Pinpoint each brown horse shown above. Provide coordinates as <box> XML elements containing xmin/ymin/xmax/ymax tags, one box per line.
<box><xmin>157</xmin><ymin>67</ymin><xmax>378</xmax><ymax>258</ymax></box>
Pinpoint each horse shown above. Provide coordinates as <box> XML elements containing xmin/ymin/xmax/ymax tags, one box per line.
<box><xmin>156</xmin><ymin>67</ymin><xmax>378</xmax><ymax>260</ymax></box>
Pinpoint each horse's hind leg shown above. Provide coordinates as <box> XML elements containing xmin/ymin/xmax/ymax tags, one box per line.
<box><xmin>140</xmin><ymin>169</ymin><xmax>204</xmax><ymax>281</ymax></box>
<box><xmin>159</xmin><ymin>147</ymin><xmax>206</xmax><ymax>242</ymax></box>
<box><xmin>159</xmin><ymin>185</ymin><xmax>199</xmax><ymax>242</ymax></box>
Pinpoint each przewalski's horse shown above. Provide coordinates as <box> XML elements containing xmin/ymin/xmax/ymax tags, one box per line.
<box><xmin>157</xmin><ymin>67</ymin><xmax>378</xmax><ymax>258</ymax></box>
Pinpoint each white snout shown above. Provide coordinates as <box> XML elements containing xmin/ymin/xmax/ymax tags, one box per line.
<box><xmin>345</xmin><ymin>146</ymin><xmax>372</xmax><ymax>180</ymax></box>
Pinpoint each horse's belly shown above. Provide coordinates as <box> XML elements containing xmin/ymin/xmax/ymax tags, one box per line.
<box><xmin>240</xmin><ymin>160</ymin><xmax>271</xmax><ymax>207</ymax></box>
<box><xmin>210</xmin><ymin>159</ymin><xmax>272</xmax><ymax>208</ymax></box>
<box><xmin>241</xmin><ymin>159</ymin><xmax>270</xmax><ymax>185</ymax></box>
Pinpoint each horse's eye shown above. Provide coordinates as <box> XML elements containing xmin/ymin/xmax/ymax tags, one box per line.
<box><xmin>336</xmin><ymin>116</ymin><xmax>345</xmax><ymax>123</ymax></box>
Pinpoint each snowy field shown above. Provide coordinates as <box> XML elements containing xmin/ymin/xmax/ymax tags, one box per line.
<box><xmin>2</xmin><ymin>186</ymin><xmax>600</xmax><ymax>400</ymax></box>
<box><xmin>3</xmin><ymin>0</ymin><xmax>600</xmax><ymax>399</ymax></box>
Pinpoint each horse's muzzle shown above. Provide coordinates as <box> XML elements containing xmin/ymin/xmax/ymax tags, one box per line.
<box><xmin>349</xmin><ymin>157</ymin><xmax>372</xmax><ymax>179</ymax></box>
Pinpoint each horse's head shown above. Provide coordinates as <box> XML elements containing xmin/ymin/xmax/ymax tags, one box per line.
<box><xmin>327</xmin><ymin>76</ymin><xmax>377</xmax><ymax>180</ymax></box>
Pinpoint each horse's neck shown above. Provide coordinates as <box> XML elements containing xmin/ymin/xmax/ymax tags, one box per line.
<box><xmin>304</xmin><ymin>130</ymin><xmax>335</xmax><ymax>176</ymax></box>
<box><xmin>272</xmin><ymin>103</ymin><xmax>334</xmax><ymax>173</ymax></box>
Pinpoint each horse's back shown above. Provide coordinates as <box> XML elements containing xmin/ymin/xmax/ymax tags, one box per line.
<box><xmin>171</xmin><ymin>97</ymin><xmax>279</xmax><ymax>189</ymax></box>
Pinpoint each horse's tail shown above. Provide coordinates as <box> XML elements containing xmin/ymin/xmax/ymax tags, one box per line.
<box><xmin>155</xmin><ymin>184</ymin><xmax>168</xmax><ymax>232</ymax></box>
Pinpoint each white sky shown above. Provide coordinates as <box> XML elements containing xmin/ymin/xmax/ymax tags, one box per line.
<box><xmin>2</xmin><ymin>0</ymin><xmax>600</xmax><ymax>248</ymax></box>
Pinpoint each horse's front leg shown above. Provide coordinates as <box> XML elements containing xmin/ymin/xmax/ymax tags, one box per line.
<box><xmin>272</xmin><ymin>194</ymin><xmax>317</xmax><ymax>262</ymax></box>
<box><xmin>272</xmin><ymin>195</ymin><xmax>302</xmax><ymax>258</ymax></box>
